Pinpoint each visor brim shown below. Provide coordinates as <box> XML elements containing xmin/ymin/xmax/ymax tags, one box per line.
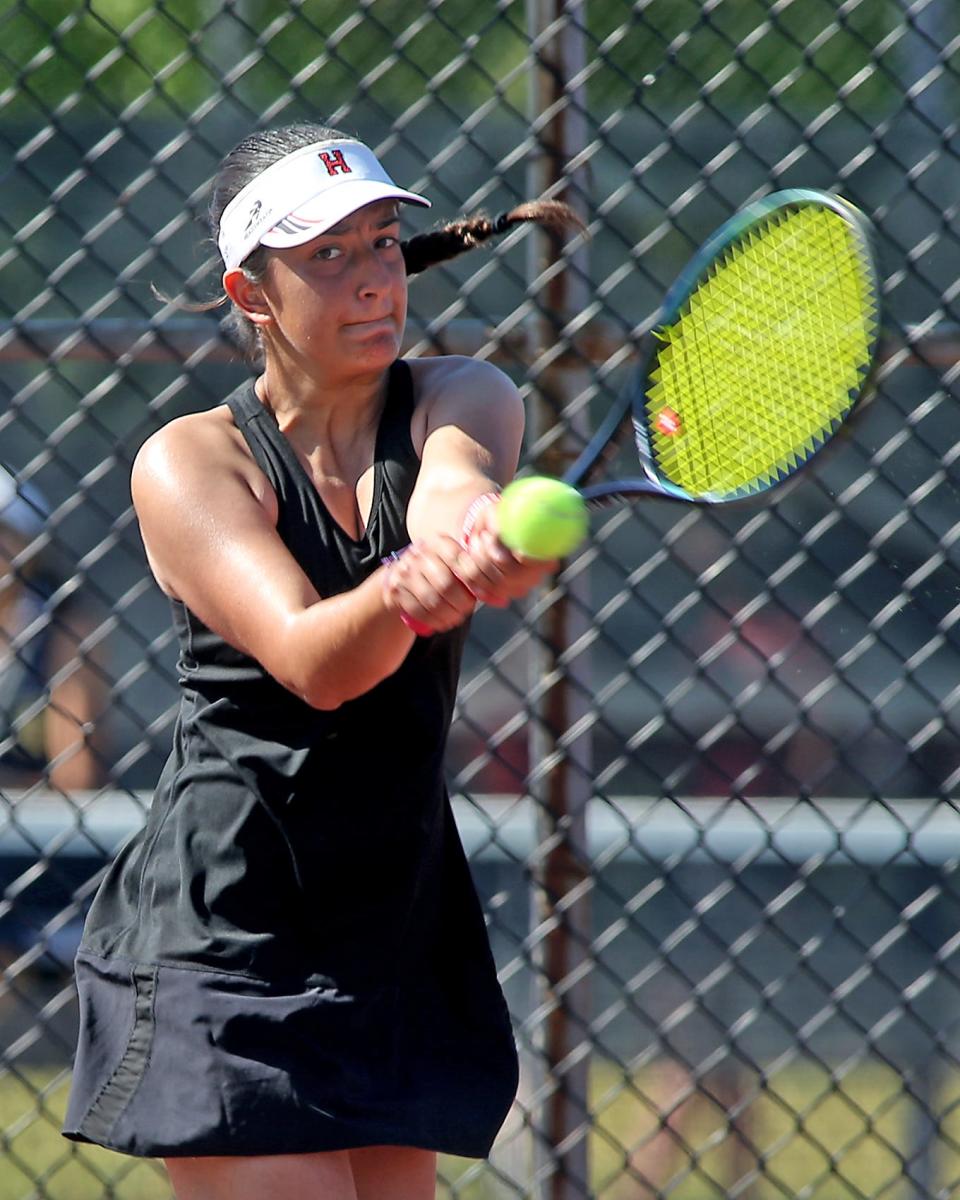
<box><xmin>259</xmin><ymin>182</ymin><xmax>431</xmax><ymax>250</ymax></box>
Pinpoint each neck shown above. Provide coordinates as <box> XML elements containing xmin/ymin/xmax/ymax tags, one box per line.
<box><xmin>260</xmin><ymin>357</ymin><xmax>387</xmax><ymax>428</ymax></box>
<box><xmin>252</xmin><ymin>362</ymin><xmax>392</xmax><ymax>539</ymax></box>
<box><xmin>254</xmin><ymin>363</ymin><xmax>392</xmax><ymax>489</ymax></box>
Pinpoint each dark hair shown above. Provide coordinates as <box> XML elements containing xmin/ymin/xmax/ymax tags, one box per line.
<box><xmin>198</xmin><ymin>122</ymin><xmax>583</xmax><ymax>365</ymax></box>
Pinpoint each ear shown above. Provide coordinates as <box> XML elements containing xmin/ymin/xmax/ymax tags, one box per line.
<box><xmin>222</xmin><ymin>268</ymin><xmax>272</xmax><ymax>327</ymax></box>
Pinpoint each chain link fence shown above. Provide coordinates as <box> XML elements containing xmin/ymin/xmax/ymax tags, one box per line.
<box><xmin>2</xmin><ymin>1</ymin><xmax>960</xmax><ymax>1196</ymax></box>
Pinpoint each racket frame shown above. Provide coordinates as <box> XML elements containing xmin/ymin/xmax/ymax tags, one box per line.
<box><xmin>565</xmin><ymin>188</ymin><xmax>881</xmax><ymax>507</ymax></box>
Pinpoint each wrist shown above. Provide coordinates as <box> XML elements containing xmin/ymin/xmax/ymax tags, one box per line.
<box><xmin>461</xmin><ymin>491</ymin><xmax>501</xmax><ymax>546</ymax></box>
<box><xmin>381</xmin><ymin>547</ymin><xmax>434</xmax><ymax>638</ymax></box>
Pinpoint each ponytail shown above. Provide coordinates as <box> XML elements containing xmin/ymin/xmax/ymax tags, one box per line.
<box><xmin>401</xmin><ymin>200</ymin><xmax>584</xmax><ymax>276</ymax></box>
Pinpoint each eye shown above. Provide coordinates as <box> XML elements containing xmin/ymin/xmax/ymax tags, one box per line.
<box><xmin>313</xmin><ymin>244</ymin><xmax>342</xmax><ymax>261</ymax></box>
<box><xmin>376</xmin><ymin>233</ymin><xmax>400</xmax><ymax>250</ymax></box>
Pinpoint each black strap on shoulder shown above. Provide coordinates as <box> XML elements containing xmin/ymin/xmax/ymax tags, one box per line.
<box><xmin>379</xmin><ymin>359</ymin><xmax>417</xmax><ymax>460</ymax></box>
<box><xmin>225</xmin><ymin>379</ymin><xmax>261</xmax><ymax>427</ymax></box>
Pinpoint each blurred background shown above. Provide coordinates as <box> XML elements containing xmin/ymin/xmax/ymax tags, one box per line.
<box><xmin>2</xmin><ymin>1</ymin><xmax>960</xmax><ymax>1197</ymax></box>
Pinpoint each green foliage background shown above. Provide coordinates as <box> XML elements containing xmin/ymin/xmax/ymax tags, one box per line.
<box><xmin>0</xmin><ymin>0</ymin><xmax>915</xmax><ymax>126</ymax></box>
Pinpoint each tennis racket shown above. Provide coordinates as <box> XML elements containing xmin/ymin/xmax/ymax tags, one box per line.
<box><xmin>564</xmin><ymin>187</ymin><xmax>880</xmax><ymax>508</ymax></box>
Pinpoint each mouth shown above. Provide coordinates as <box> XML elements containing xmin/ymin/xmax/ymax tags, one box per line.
<box><xmin>344</xmin><ymin>316</ymin><xmax>396</xmax><ymax>334</ymax></box>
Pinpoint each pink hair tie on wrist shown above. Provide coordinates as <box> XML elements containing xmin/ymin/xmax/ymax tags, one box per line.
<box><xmin>461</xmin><ymin>491</ymin><xmax>500</xmax><ymax>547</ymax></box>
<box><xmin>382</xmin><ymin>547</ymin><xmax>434</xmax><ymax>638</ymax></box>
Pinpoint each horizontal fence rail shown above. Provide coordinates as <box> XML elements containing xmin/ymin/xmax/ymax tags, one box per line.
<box><xmin>3</xmin><ymin>318</ymin><xmax>960</xmax><ymax>366</ymax></box>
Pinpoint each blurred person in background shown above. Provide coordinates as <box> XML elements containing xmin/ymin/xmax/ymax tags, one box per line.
<box><xmin>0</xmin><ymin>466</ymin><xmax>108</xmax><ymax>791</ymax></box>
<box><xmin>63</xmin><ymin>123</ymin><xmax>578</xmax><ymax>1199</ymax></box>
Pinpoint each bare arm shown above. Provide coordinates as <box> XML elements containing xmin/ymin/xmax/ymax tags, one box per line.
<box><xmin>405</xmin><ymin>357</ymin><xmax>522</xmax><ymax>537</ymax></box>
<box><xmin>397</xmin><ymin>357</ymin><xmax>556</xmax><ymax>621</ymax></box>
<box><xmin>131</xmin><ymin>412</ymin><xmax>474</xmax><ymax>710</ymax></box>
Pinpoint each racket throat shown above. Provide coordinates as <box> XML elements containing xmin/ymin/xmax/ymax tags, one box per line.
<box><xmin>579</xmin><ymin>478</ymin><xmax>674</xmax><ymax>505</ymax></box>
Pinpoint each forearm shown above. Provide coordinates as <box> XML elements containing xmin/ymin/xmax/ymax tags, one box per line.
<box><xmin>276</xmin><ymin>567</ymin><xmax>415</xmax><ymax>709</ymax></box>
<box><xmin>405</xmin><ymin>466</ymin><xmax>500</xmax><ymax>545</ymax></box>
<box><xmin>274</xmin><ymin>532</ymin><xmax>479</xmax><ymax>708</ymax></box>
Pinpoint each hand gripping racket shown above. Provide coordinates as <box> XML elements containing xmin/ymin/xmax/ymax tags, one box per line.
<box><xmin>499</xmin><ymin>188</ymin><xmax>881</xmax><ymax>558</ymax></box>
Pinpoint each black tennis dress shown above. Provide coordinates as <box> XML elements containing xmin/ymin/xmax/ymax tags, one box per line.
<box><xmin>63</xmin><ymin>360</ymin><xmax>519</xmax><ymax>1159</ymax></box>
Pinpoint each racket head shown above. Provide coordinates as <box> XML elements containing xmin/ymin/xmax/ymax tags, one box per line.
<box><xmin>628</xmin><ymin>188</ymin><xmax>881</xmax><ymax>503</ymax></box>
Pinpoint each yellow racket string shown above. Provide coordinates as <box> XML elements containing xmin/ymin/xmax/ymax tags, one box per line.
<box><xmin>645</xmin><ymin>205</ymin><xmax>878</xmax><ymax>497</ymax></box>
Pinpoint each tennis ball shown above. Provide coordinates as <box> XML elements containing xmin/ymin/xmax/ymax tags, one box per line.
<box><xmin>497</xmin><ymin>476</ymin><xmax>589</xmax><ymax>560</ymax></box>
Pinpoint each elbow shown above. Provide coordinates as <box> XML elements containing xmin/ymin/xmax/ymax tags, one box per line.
<box><xmin>272</xmin><ymin>607</ymin><xmax>408</xmax><ymax>709</ymax></box>
<box><xmin>287</xmin><ymin>647</ymin><xmax>408</xmax><ymax>710</ymax></box>
<box><xmin>282</xmin><ymin>661</ymin><xmax>373</xmax><ymax>711</ymax></box>
<box><xmin>269</xmin><ymin>626</ymin><xmax>345</xmax><ymax>710</ymax></box>
<box><xmin>298</xmin><ymin>682</ymin><xmax>344</xmax><ymax>712</ymax></box>
<box><xmin>280</xmin><ymin>663</ymin><xmax>344</xmax><ymax>711</ymax></box>
<box><xmin>266</xmin><ymin>613</ymin><xmax>338</xmax><ymax>710</ymax></box>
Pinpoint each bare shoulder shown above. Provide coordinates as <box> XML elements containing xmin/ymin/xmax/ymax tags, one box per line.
<box><xmin>406</xmin><ymin>357</ymin><xmax>523</xmax><ymax>449</ymax></box>
<box><xmin>131</xmin><ymin>406</ymin><xmax>279</xmax><ymax>598</ymax></box>
<box><xmin>407</xmin><ymin>355</ymin><xmax>520</xmax><ymax>407</ymax></box>
<box><xmin>134</xmin><ymin>405</ymin><xmax>236</xmax><ymax>476</ymax></box>
<box><xmin>132</xmin><ymin>405</ymin><xmax>273</xmax><ymax>513</ymax></box>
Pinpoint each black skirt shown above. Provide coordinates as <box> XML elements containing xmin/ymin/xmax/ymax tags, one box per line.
<box><xmin>63</xmin><ymin>947</ymin><xmax>519</xmax><ymax>1159</ymax></box>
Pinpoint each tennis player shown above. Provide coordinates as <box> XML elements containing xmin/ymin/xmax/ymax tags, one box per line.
<box><xmin>63</xmin><ymin>123</ymin><xmax>574</xmax><ymax>1199</ymax></box>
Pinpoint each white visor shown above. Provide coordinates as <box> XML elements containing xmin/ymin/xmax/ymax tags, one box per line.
<box><xmin>217</xmin><ymin>139</ymin><xmax>431</xmax><ymax>271</ymax></box>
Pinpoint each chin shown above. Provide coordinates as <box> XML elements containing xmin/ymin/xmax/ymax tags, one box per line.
<box><xmin>344</xmin><ymin>329</ymin><xmax>403</xmax><ymax>369</ymax></box>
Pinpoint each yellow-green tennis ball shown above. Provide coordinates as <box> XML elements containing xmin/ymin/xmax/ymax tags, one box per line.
<box><xmin>497</xmin><ymin>477</ymin><xmax>589</xmax><ymax>560</ymax></box>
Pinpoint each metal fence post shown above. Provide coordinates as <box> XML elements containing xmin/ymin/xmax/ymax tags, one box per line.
<box><xmin>525</xmin><ymin>4</ymin><xmax>594</xmax><ymax>1197</ymax></box>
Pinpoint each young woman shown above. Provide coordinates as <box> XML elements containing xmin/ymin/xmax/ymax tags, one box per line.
<box><xmin>63</xmin><ymin>123</ymin><xmax>578</xmax><ymax>1199</ymax></box>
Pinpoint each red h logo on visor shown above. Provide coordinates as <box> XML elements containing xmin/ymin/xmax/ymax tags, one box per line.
<box><xmin>319</xmin><ymin>150</ymin><xmax>352</xmax><ymax>176</ymax></box>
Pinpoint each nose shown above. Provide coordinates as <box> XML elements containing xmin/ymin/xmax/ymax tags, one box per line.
<box><xmin>355</xmin><ymin>244</ymin><xmax>393</xmax><ymax>298</ymax></box>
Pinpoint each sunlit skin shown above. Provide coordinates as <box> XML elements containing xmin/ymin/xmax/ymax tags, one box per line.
<box><xmin>225</xmin><ymin>199</ymin><xmax>408</xmax><ymax>411</ymax></box>
<box><xmin>164</xmin><ymin>1145</ymin><xmax>437</xmax><ymax>1200</ymax></box>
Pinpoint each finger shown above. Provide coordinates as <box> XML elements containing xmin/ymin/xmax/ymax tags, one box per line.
<box><xmin>402</xmin><ymin>551</ymin><xmax>477</xmax><ymax>626</ymax></box>
<box><xmin>452</xmin><ymin>545</ymin><xmax>510</xmax><ymax>606</ymax></box>
<box><xmin>477</xmin><ymin>540</ymin><xmax>558</xmax><ymax>601</ymax></box>
<box><xmin>383</xmin><ymin>547</ymin><xmax>463</xmax><ymax>632</ymax></box>
<box><xmin>481</xmin><ymin>529</ymin><xmax>516</xmax><ymax>568</ymax></box>
<box><xmin>464</xmin><ymin>531</ymin><xmax>527</xmax><ymax>600</ymax></box>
